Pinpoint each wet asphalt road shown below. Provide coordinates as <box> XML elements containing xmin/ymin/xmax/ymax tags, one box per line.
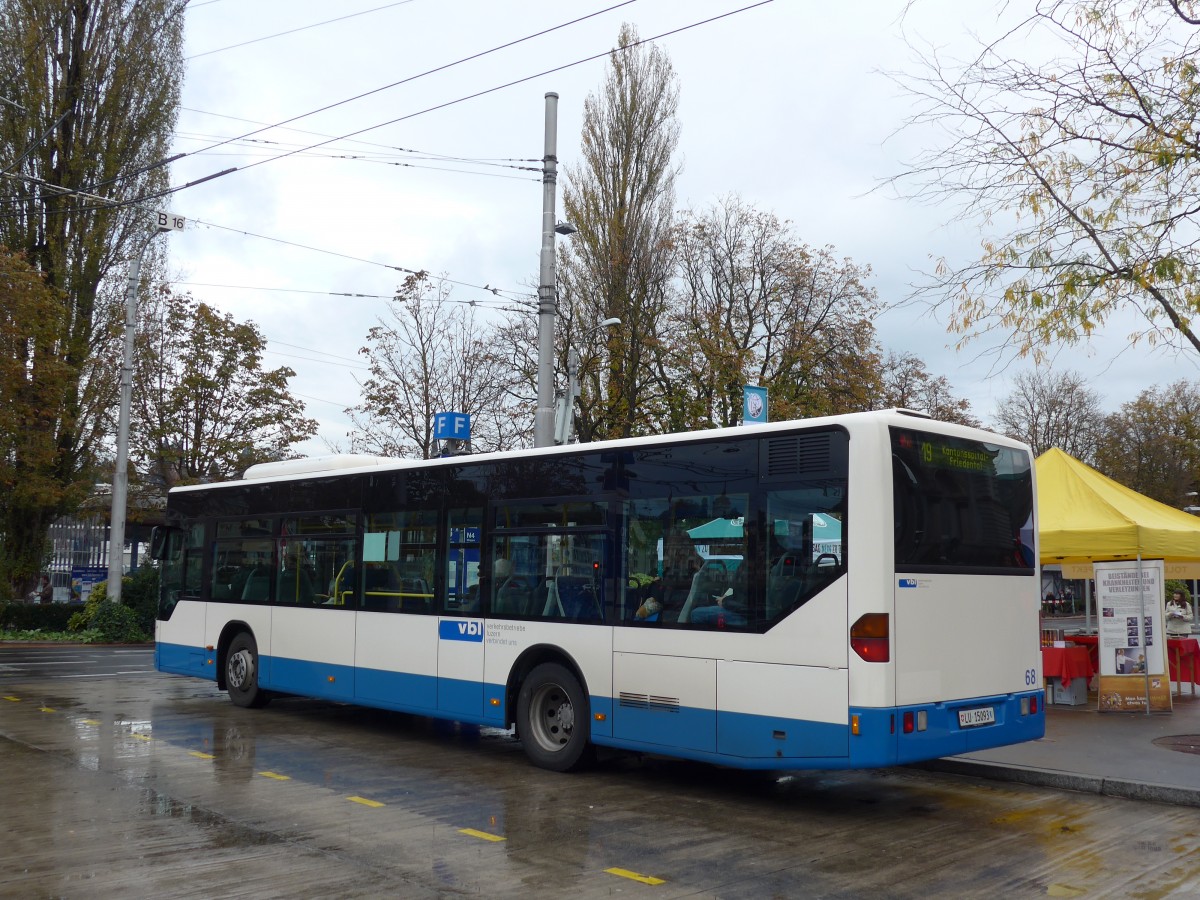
<box><xmin>2</xmin><ymin>646</ymin><xmax>1199</xmax><ymax>899</ymax></box>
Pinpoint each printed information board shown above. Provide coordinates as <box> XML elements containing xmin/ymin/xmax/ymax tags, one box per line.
<box><xmin>1094</xmin><ymin>559</ymin><xmax>1171</xmax><ymax>712</ymax></box>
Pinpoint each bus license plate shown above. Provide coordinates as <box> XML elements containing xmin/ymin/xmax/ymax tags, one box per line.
<box><xmin>958</xmin><ymin>707</ymin><xmax>995</xmax><ymax>728</ymax></box>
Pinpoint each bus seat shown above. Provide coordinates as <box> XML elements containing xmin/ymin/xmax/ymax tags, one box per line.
<box><xmin>803</xmin><ymin>556</ymin><xmax>842</xmax><ymax>595</ymax></box>
<box><xmin>540</xmin><ymin>577</ymin><xmax>562</xmax><ymax>618</ymax></box>
<box><xmin>278</xmin><ymin>567</ymin><xmax>316</xmax><ymax>604</ymax></box>
<box><xmin>241</xmin><ymin>569</ymin><xmax>270</xmax><ymax>602</ymax></box>
<box><xmin>363</xmin><ymin>566</ymin><xmax>399</xmax><ymax>609</ymax></box>
<box><xmin>556</xmin><ymin>575</ymin><xmax>602</xmax><ymax>620</ymax></box>
<box><xmin>766</xmin><ymin>577</ymin><xmax>803</xmax><ymax>618</ymax></box>
<box><xmin>494</xmin><ymin>575</ymin><xmax>528</xmax><ymax>615</ymax></box>
<box><xmin>771</xmin><ymin>555</ymin><xmax>802</xmax><ymax>578</ymax></box>
<box><xmin>524</xmin><ymin>579</ymin><xmax>548</xmax><ymax>617</ymax></box>
<box><xmin>677</xmin><ymin>567</ymin><xmax>726</xmax><ymax>624</ymax></box>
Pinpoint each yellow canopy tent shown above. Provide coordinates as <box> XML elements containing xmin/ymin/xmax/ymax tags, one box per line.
<box><xmin>1036</xmin><ymin>448</ymin><xmax>1200</xmax><ymax>572</ymax></box>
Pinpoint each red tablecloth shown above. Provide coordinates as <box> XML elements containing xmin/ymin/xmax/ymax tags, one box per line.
<box><xmin>1041</xmin><ymin>646</ymin><xmax>1095</xmax><ymax>687</ymax></box>
<box><xmin>1169</xmin><ymin>638</ymin><xmax>1200</xmax><ymax>688</ymax></box>
<box><xmin>1067</xmin><ymin>634</ymin><xmax>1199</xmax><ymax>687</ymax></box>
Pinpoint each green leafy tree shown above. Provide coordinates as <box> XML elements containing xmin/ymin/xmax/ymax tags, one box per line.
<box><xmin>131</xmin><ymin>289</ymin><xmax>317</xmax><ymax>486</ymax></box>
<box><xmin>992</xmin><ymin>369</ymin><xmax>1104</xmax><ymax>461</ymax></box>
<box><xmin>879</xmin><ymin>351</ymin><xmax>980</xmax><ymax>427</ymax></box>
<box><xmin>659</xmin><ymin>197</ymin><xmax>883</xmax><ymax>431</ymax></box>
<box><xmin>558</xmin><ymin>23</ymin><xmax>681</xmax><ymax>440</ymax></box>
<box><xmin>892</xmin><ymin>0</ymin><xmax>1200</xmax><ymax>361</ymax></box>
<box><xmin>0</xmin><ymin>249</ymin><xmax>83</xmax><ymax>597</ymax></box>
<box><xmin>0</xmin><ymin>0</ymin><xmax>183</xmax><ymax>591</ymax></box>
<box><xmin>349</xmin><ymin>274</ymin><xmax>528</xmax><ymax>458</ymax></box>
<box><xmin>1093</xmin><ymin>379</ymin><xmax>1200</xmax><ymax>505</ymax></box>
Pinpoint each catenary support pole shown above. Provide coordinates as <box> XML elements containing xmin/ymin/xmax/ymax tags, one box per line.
<box><xmin>534</xmin><ymin>92</ymin><xmax>560</xmax><ymax>448</ymax></box>
<box><xmin>107</xmin><ymin>225</ymin><xmax>168</xmax><ymax>602</ymax></box>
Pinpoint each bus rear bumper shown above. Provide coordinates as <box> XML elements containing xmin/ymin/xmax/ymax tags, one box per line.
<box><xmin>849</xmin><ymin>691</ymin><xmax>1045</xmax><ymax>767</ymax></box>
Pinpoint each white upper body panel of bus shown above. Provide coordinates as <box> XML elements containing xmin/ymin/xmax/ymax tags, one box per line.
<box><xmin>170</xmin><ymin>408</ymin><xmax>1030</xmax><ymax>494</ymax></box>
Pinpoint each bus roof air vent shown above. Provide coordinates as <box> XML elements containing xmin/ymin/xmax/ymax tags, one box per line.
<box><xmin>761</xmin><ymin>433</ymin><xmax>832</xmax><ymax>480</ymax></box>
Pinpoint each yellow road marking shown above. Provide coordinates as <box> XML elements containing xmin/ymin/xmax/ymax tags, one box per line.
<box><xmin>2</xmin><ymin>696</ymin><xmax>20</xmax><ymax>702</ymax></box>
<box><xmin>81</xmin><ymin>719</ymin><xmax>101</xmax><ymax>725</ymax></box>
<box><xmin>258</xmin><ymin>771</ymin><xmax>291</xmax><ymax>781</ymax></box>
<box><xmin>130</xmin><ymin>733</ymin><xmax>152</xmax><ymax>741</ymax></box>
<box><xmin>39</xmin><ymin>707</ymin><xmax>55</xmax><ymax>713</ymax></box>
<box><xmin>188</xmin><ymin>751</ymin><xmax>214</xmax><ymax>759</ymax></box>
<box><xmin>1047</xmin><ymin>886</ymin><xmax>1087</xmax><ymax>898</ymax></box>
<box><xmin>458</xmin><ymin>828</ymin><xmax>506</xmax><ymax>842</ymax></box>
<box><xmin>347</xmin><ymin>796</ymin><xmax>384</xmax><ymax>808</ymax></box>
<box><xmin>605</xmin><ymin>867</ymin><xmax>665</xmax><ymax>886</ymax></box>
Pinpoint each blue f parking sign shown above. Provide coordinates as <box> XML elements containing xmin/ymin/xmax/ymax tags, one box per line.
<box><xmin>434</xmin><ymin>412</ymin><xmax>471</xmax><ymax>441</ymax></box>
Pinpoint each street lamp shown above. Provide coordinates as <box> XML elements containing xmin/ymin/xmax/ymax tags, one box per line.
<box><xmin>554</xmin><ymin>317</ymin><xmax>621</xmax><ymax>445</ymax></box>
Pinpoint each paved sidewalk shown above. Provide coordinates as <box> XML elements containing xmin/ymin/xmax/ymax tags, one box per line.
<box><xmin>919</xmin><ymin>686</ymin><xmax>1200</xmax><ymax>807</ymax></box>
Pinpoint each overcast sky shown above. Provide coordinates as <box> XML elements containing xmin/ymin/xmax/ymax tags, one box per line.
<box><xmin>167</xmin><ymin>0</ymin><xmax>1197</xmax><ymax>455</ymax></box>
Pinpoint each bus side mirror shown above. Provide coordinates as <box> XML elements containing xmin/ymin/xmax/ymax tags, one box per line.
<box><xmin>149</xmin><ymin>526</ymin><xmax>174</xmax><ymax>560</ymax></box>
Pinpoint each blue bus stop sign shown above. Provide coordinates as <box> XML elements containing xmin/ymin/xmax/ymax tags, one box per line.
<box><xmin>434</xmin><ymin>412</ymin><xmax>471</xmax><ymax>441</ymax></box>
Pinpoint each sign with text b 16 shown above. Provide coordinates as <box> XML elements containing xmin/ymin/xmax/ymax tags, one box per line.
<box><xmin>155</xmin><ymin>211</ymin><xmax>186</xmax><ymax>231</ymax></box>
<box><xmin>1094</xmin><ymin>559</ymin><xmax>1171</xmax><ymax>713</ymax></box>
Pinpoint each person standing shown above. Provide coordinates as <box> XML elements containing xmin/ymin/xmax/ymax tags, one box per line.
<box><xmin>36</xmin><ymin>575</ymin><xmax>53</xmax><ymax>605</ymax></box>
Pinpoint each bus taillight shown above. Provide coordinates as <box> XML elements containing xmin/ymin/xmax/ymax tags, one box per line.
<box><xmin>850</xmin><ymin>613</ymin><xmax>890</xmax><ymax>662</ymax></box>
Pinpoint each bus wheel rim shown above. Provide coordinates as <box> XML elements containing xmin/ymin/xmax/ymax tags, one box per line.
<box><xmin>530</xmin><ymin>682</ymin><xmax>573</xmax><ymax>751</ymax></box>
<box><xmin>229</xmin><ymin>650</ymin><xmax>253</xmax><ymax>690</ymax></box>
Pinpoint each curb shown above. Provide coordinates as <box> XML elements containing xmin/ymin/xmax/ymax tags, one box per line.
<box><xmin>913</xmin><ymin>758</ymin><xmax>1200</xmax><ymax>808</ymax></box>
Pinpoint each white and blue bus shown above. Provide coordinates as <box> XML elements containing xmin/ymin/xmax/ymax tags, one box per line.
<box><xmin>152</xmin><ymin>409</ymin><xmax>1044</xmax><ymax>772</ymax></box>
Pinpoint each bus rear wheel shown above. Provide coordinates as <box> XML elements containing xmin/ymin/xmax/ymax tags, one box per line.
<box><xmin>226</xmin><ymin>632</ymin><xmax>270</xmax><ymax>709</ymax></box>
<box><xmin>517</xmin><ymin>663</ymin><xmax>592</xmax><ymax>772</ymax></box>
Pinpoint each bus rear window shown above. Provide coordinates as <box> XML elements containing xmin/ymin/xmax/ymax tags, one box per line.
<box><xmin>891</xmin><ymin>428</ymin><xmax>1034</xmax><ymax>573</ymax></box>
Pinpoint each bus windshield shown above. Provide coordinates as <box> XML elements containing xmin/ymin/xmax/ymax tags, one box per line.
<box><xmin>891</xmin><ymin>427</ymin><xmax>1034</xmax><ymax>573</ymax></box>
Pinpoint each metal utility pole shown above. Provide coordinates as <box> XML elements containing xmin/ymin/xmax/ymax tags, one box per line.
<box><xmin>107</xmin><ymin>211</ymin><xmax>183</xmax><ymax>603</ymax></box>
<box><xmin>534</xmin><ymin>92</ymin><xmax>561</xmax><ymax>448</ymax></box>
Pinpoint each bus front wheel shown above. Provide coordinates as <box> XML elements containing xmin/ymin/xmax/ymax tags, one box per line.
<box><xmin>226</xmin><ymin>633</ymin><xmax>270</xmax><ymax>709</ymax></box>
<box><xmin>517</xmin><ymin>663</ymin><xmax>592</xmax><ymax>772</ymax></box>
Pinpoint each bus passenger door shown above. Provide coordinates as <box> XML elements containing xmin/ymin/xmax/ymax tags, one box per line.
<box><xmin>437</xmin><ymin>616</ymin><xmax>484</xmax><ymax>716</ymax></box>
<box><xmin>437</xmin><ymin>511</ymin><xmax>485</xmax><ymax>717</ymax></box>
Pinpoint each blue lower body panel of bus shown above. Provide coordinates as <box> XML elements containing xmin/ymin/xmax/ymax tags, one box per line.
<box><xmin>592</xmin><ymin>691</ymin><xmax>1044</xmax><ymax>770</ymax></box>
<box><xmin>157</xmin><ymin>642</ymin><xmax>1043</xmax><ymax>770</ymax></box>
<box><xmin>157</xmin><ymin>642</ymin><xmax>215</xmax><ymax>680</ymax></box>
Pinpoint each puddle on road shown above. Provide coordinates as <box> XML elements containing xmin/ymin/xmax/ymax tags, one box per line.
<box><xmin>139</xmin><ymin>787</ymin><xmax>283</xmax><ymax>848</ymax></box>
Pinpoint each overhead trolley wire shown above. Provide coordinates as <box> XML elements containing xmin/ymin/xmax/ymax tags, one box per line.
<box><xmin>88</xmin><ymin>0</ymin><xmax>774</xmax><ymax>212</ymax></box>
<box><xmin>186</xmin><ymin>0</ymin><xmax>418</xmax><ymax>60</ymax></box>
<box><xmin>184</xmin><ymin>1</ymin><xmax>639</xmax><ymax>157</ymax></box>
<box><xmin>7</xmin><ymin>2</ymin><xmax>774</xmax><ymax>226</ymax></box>
<box><xmin>187</xmin><ymin>218</ymin><xmax>536</xmax><ymax>302</ymax></box>
<box><xmin>172</xmin><ymin>280</ymin><xmax>527</xmax><ymax>308</ymax></box>
<box><xmin>179</xmin><ymin>107</ymin><xmax>543</xmax><ymax>167</ymax></box>
<box><xmin>35</xmin><ymin>1</ymin><xmax>633</xmax><ymax>202</ymax></box>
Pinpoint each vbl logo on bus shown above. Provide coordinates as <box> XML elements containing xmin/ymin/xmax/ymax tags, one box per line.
<box><xmin>438</xmin><ymin>620</ymin><xmax>484</xmax><ymax>642</ymax></box>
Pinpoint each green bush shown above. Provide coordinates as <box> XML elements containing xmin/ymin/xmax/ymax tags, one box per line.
<box><xmin>65</xmin><ymin>576</ymin><xmax>151</xmax><ymax>643</ymax></box>
<box><xmin>88</xmin><ymin>601</ymin><xmax>148</xmax><ymax>643</ymax></box>
<box><xmin>121</xmin><ymin>565</ymin><xmax>160</xmax><ymax>636</ymax></box>
<box><xmin>0</xmin><ymin>601</ymin><xmax>75</xmax><ymax>632</ymax></box>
